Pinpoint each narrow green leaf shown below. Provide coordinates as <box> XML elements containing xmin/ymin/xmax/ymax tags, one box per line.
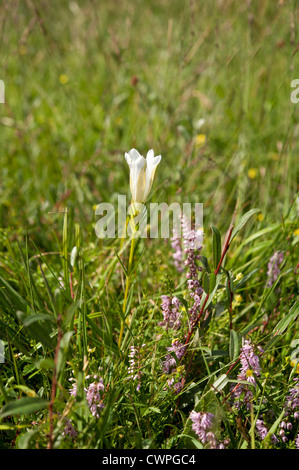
<box><xmin>0</xmin><ymin>376</ymin><xmax>8</xmax><ymax>404</ymax></box>
<box><xmin>12</xmin><ymin>385</ymin><xmax>37</xmax><ymax>397</ymax></box>
<box><xmin>0</xmin><ymin>397</ymin><xmax>49</xmax><ymax>419</ymax></box>
<box><xmin>263</xmin><ymin>335</ymin><xmax>283</xmax><ymax>353</ymax></box>
<box><xmin>0</xmin><ymin>423</ymin><xmax>29</xmax><ymax>430</ymax></box>
<box><xmin>177</xmin><ymin>434</ymin><xmax>204</xmax><ymax>449</ymax></box>
<box><xmin>17</xmin><ymin>429</ymin><xmax>41</xmax><ymax>449</ymax></box>
<box><xmin>200</xmin><ymin>274</ymin><xmax>222</xmax><ymax>310</ymax></box>
<box><xmin>215</xmin><ymin>301</ymin><xmax>227</xmax><ymax>317</ymax></box>
<box><xmin>229</xmin><ymin>329</ymin><xmax>240</xmax><ymax>361</ymax></box>
<box><xmin>63</xmin><ymin>209</ymin><xmax>70</xmax><ymax>294</ymax></box>
<box><xmin>231</xmin><ymin>209</ymin><xmax>260</xmax><ymax>241</ymax></box>
<box><xmin>64</xmin><ymin>300</ymin><xmax>81</xmax><ymax>328</ymax></box>
<box><xmin>175</xmin><ymin>295</ymin><xmax>189</xmax><ymax>312</ymax></box>
<box><xmin>202</xmin><ymin>272</ymin><xmax>210</xmax><ymax>294</ymax></box>
<box><xmin>199</xmin><ymin>255</ymin><xmax>210</xmax><ymax>272</ymax></box>
<box><xmin>35</xmin><ymin>358</ymin><xmax>55</xmax><ymax>370</ymax></box>
<box><xmin>263</xmin><ymin>409</ymin><xmax>286</xmax><ymax>445</ymax></box>
<box><xmin>33</xmin><ymin>254</ymin><xmax>57</xmax><ymax>317</ymax></box>
<box><xmin>142</xmin><ymin>407</ymin><xmax>161</xmax><ymax>416</ymax></box>
<box><xmin>70</xmin><ymin>246</ymin><xmax>77</xmax><ymax>268</ymax></box>
<box><xmin>113</xmin><ymin>248</ymin><xmax>128</xmax><ymax>277</ymax></box>
<box><xmin>56</xmin><ymin>331</ymin><xmax>74</xmax><ymax>378</ymax></box>
<box><xmin>273</xmin><ymin>300</ymin><xmax>299</xmax><ymax>336</ymax></box>
<box><xmin>211</xmin><ymin>226</ymin><xmax>221</xmax><ymax>270</ymax></box>
<box><xmin>234</xmin><ymin>268</ymin><xmax>259</xmax><ymax>290</ymax></box>
<box><xmin>0</xmin><ymin>274</ymin><xmax>27</xmax><ymax>311</ymax></box>
<box><xmin>209</xmin><ymin>272</ymin><xmax>216</xmax><ymax>292</ymax></box>
<box><xmin>16</xmin><ymin>311</ymin><xmax>55</xmax><ymax>350</ymax></box>
<box><xmin>226</xmin><ymin>282</ymin><xmax>232</xmax><ymax>305</ymax></box>
<box><xmin>212</xmin><ymin>374</ymin><xmax>229</xmax><ymax>392</ymax></box>
<box><xmin>22</xmin><ymin>313</ymin><xmax>56</xmax><ymax>327</ymax></box>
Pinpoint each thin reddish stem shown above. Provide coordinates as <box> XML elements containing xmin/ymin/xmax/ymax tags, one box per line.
<box><xmin>183</xmin><ymin>225</ymin><xmax>234</xmax><ymax>351</ymax></box>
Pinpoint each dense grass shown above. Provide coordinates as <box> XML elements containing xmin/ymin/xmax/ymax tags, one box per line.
<box><xmin>0</xmin><ymin>0</ymin><xmax>298</xmax><ymax>450</ymax></box>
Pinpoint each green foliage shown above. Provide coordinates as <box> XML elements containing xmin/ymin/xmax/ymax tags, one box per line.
<box><xmin>0</xmin><ymin>0</ymin><xmax>298</xmax><ymax>451</ymax></box>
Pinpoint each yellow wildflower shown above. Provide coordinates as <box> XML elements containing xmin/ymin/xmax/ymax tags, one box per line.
<box><xmin>232</xmin><ymin>294</ymin><xmax>243</xmax><ymax>310</ymax></box>
<box><xmin>59</xmin><ymin>74</ymin><xmax>69</xmax><ymax>84</ymax></box>
<box><xmin>195</xmin><ymin>134</ymin><xmax>206</xmax><ymax>147</ymax></box>
<box><xmin>290</xmin><ymin>360</ymin><xmax>299</xmax><ymax>374</ymax></box>
<box><xmin>248</xmin><ymin>168</ymin><xmax>257</xmax><ymax>179</ymax></box>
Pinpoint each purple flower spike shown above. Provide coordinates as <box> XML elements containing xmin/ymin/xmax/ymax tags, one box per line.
<box><xmin>267</xmin><ymin>251</ymin><xmax>284</xmax><ymax>287</ymax></box>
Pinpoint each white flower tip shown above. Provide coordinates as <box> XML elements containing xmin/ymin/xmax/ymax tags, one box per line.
<box><xmin>146</xmin><ymin>149</ymin><xmax>162</xmax><ymax>163</ymax></box>
<box><xmin>124</xmin><ymin>147</ymin><xmax>162</xmax><ymax>203</ymax></box>
<box><xmin>155</xmin><ymin>154</ymin><xmax>162</xmax><ymax>165</ymax></box>
<box><xmin>127</xmin><ymin>148</ymin><xmax>143</xmax><ymax>160</ymax></box>
<box><xmin>146</xmin><ymin>149</ymin><xmax>154</xmax><ymax>160</ymax></box>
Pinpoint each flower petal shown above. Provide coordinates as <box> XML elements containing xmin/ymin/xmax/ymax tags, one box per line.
<box><xmin>127</xmin><ymin>148</ymin><xmax>144</xmax><ymax>162</ymax></box>
<box><xmin>144</xmin><ymin>151</ymin><xmax>162</xmax><ymax>199</ymax></box>
<box><xmin>125</xmin><ymin>148</ymin><xmax>161</xmax><ymax>203</ymax></box>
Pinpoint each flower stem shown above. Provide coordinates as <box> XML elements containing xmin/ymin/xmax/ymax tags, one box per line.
<box><xmin>118</xmin><ymin>225</ymin><xmax>136</xmax><ymax>349</ymax></box>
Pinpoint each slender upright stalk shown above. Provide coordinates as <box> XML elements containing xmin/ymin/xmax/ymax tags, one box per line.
<box><xmin>250</xmin><ymin>404</ymin><xmax>256</xmax><ymax>449</ymax></box>
<box><xmin>118</xmin><ymin>217</ymin><xmax>136</xmax><ymax>349</ymax></box>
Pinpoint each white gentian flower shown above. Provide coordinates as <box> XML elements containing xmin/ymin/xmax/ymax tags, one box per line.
<box><xmin>125</xmin><ymin>148</ymin><xmax>161</xmax><ymax>203</ymax></box>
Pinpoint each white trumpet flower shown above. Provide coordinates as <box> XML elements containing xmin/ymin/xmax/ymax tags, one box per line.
<box><xmin>125</xmin><ymin>148</ymin><xmax>162</xmax><ymax>203</ymax></box>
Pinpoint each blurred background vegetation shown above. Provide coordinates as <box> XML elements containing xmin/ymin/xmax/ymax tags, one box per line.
<box><xmin>0</xmin><ymin>0</ymin><xmax>298</xmax><ymax>253</ymax></box>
